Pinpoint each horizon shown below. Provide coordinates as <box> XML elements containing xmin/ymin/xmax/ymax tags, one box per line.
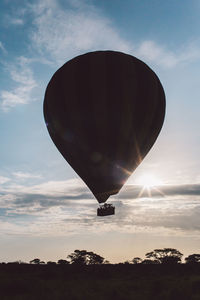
<box><xmin>0</xmin><ymin>0</ymin><xmax>200</xmax><ymax>263</ymax></box>
<box><xmin>0</xmin><ymin>246</ymin><xmax>196</xmax><ymax>264</ymax></box>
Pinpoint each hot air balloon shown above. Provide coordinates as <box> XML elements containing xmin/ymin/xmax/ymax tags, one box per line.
<box><xmin>44</xmin><ymin>51</ymin><xmax>165</xmax><ymax>216</ymax></box>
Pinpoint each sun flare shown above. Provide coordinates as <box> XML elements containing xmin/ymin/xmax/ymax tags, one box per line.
<box><xmin>134</xmin><ymin>173</ymin><xmax>165</xmax><ymax>198</ymax></box>
<box><xmin>136</xmin><ymin>173</ymin><xmax>163</xmax><ymax>188</ymax></box>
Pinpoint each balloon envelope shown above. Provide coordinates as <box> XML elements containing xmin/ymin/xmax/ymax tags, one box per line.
<box><xmin>44</xmin><ymin>51</ymin><xmax>165</xmax><ymax>203</ymax></box>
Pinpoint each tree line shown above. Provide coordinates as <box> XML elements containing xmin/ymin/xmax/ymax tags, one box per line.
<box><xmin>2</xmin><ymin>248</ymin><xmax>200</xmax><ymax>265</ymax></box>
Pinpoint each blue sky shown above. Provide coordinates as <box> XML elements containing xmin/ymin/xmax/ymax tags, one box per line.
<box><xmin>0</xmin><ymin>0</ymin><xmax>200</xmax><ymax>263</ymax></box>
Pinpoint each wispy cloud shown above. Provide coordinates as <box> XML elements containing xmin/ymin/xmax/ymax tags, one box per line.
<box><xmin>3</xmin><ymin>6</ymin><xmax>26</xmax><ymax>27</ymax></box>
<box><xmin>0</xmin><ymin>57</ymin><xmax>37</xmax><ymax>111</ymax></box>
<box><xmin>120</xmin><ymin>183</ymin><xmax>200</xmax><ymax>199</ymax></box>
<box><xmin>2</xmin><ymin>179</ymin><xmax>200</xmax><ymax>212</ymax></box>
<box><xmin>28</xmin><ymin>0</ymin><xmax>200</xmax><ymax>69</ymax></box>
<box><xmin>4</xmin><ymin>178</ymin><xmax>86</xmax><ymax>195</ymax></box>
<box><xmin>0</xmin><ymin>41</ymin><xmax>6</xmax><ymax>54</ymax></box>
<box><xmin>12</xmin><ymin>172</ymin><xmax>42</xmax><ymax>180</ymax></box>
<box><xmin>0</xmin><ymin>176</ymin><xmax>10</xmax><ymax>184</ymax></box>
<box><xmin>136</xmin><ymin>40</ymin><xmax>200</xmax><ymax>68</ymax></box>
<box><xmin>29</xmin><ymin>0</ymin><xmax>131</xmax><ymax>65</ymax></box>
<box><xmin>3</xmin><ymin>16</ymin><xmax>24</xmax><ymax>26</ymax></box>
<box><xmin>9</xmin><ymin>18</ymin><xmax>24</xmax><ymax>25</ymax></box>
<box><xmin>1</xmin><ymin>0</ymin><xmax>200</xmax><ymax>112</ymax></box>
<box><xmin>1</xmin><ymin>177</ymin><xmax>200</xmax><ymax>236</ymax></box>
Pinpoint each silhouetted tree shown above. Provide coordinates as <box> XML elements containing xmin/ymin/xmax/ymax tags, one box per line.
<box><xmin>30</xmin><ymin>258</ymin><xmax>45</xmax><ymax>264</ymax></box>
<box><xmin>57</xmin><ymin>259</ymin><xmax>69</xmax><ymax>265</ymax></box>
<box><xmin>185</xmin><ymin>254</ymin><xmax>200</xmax><ymax>264</ymax></box>
<box><xmin>7</xmin><ymin>261</ymin><xmax>20</xmax><ymax>265</ymax></box>
<box><xmin>132</xmin><ymin>257</ymin><xmax>142</xmax><ymax>264</ymax></box>
<box><xmin>67</xmin><ymin>250</ymin><xmax>87</xmax><ymax>265</ymax></box>
<box><xmin>47</xmin><ymin>261</ymin><xmax>57</xmax><ymax>265</ymax></box>
<box><xmin>122</xmin><ymin>260</ymin><xmax>131</xmax><ymax>264</ymax></box>
<box><xmin>141</xmin><ymin>259</ymin><xmax>160</xmax><ymax>264</ymax></box>
<box><xmin>18</xmin><ymin>261</ymin><xmax>28</xmax><ymax>264</ymax></box>
<box><xmin>145</xmin><ymin>248</ymin><xmax>183</xmax><ymax>264</ymax></box>
<box><xmin>161</xmin><ymin>256</ymin><xmax>182</xmax><ymax>264</ymax></box>
<box><xmin>87</xmin><ymin>251</ymin><xmax>105</xmax><ymax>265</ymax></box>
<box><xmin>67</xmin><ymin>250</ymin><xmax>105</xmax><ymax>265</ymax></box>
<box><xmin>103</xmin><ymin>260</ymin><xmax>110</xmax><ymax>264</ymax></box>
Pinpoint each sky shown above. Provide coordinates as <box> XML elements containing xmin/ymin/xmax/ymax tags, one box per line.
<box><xmin>0</xmin><ymin>0</ymin><xmax>200</xmax><ymax>263</ymax></box>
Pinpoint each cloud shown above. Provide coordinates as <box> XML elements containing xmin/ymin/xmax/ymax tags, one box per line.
<box><xmin>0</xmin><ymin>178</ymin><xmax>90</xmax><ymax>213</ymax></box>
<box><xmin>1</xmin><ymin>178</ymin><xmax>200</xmax><ymax>236</ymax></box>
<box><xmin>0</xmin><ymin>57</ymin><xmax>37</xmax><ymax>111</ymax></box>
<box><xmin>29</xmin><ymin>0</ymin><xmax>131</xmax><ymax>65</ymax></box>
<box><xmin>12</xmin><ymin>172</ymin><xmax>42</xmax><ymax>180</ymax></box>
<box><xmin>120</xmin><ymin>184</ymin><xmax>200</xmax><ymax>199</ymax></box>
<box><xmin>136</xmin><ymin>41</ymin><xmax>177</xmax><ymax>68</ymax></box>
<box><xmin>0</xmin><ymin>220</ymin><xmax>29</xmax><ymax>236</ymax></box>
<box><xmin>0</xmin><ymin>41</ymin><xmax>6</xmax><ymax>54</ymax></box>
<box><xmin>9</xmin><ymin>18</ymin><xmax>24</xmax><ymax>25</ymax></box>
<box><xmin>27</xmin><ymin>0</ymin><xmax>200</xmax><ymax>69</ymax></box>
<box><xmin>1</xmin><ymin>0</ymin><xmax>200</xmax><ymax>112</ymax></box>
<box><xmin>5</xmin><ymin>178</ymin><xmax>88</xmax><ymax>196</ymax></box>
<box><xmin>3</xmin><ymin>6</ymin><xmax>26</xmax><ymax>27</ymax></box>
<box><xmin>0</xmin><ymin>176</ymin><xmax>10</xmax><ymax>184</ymax></box>
<box><xmin>136</xmin><ymin>40</ymin><xmax>200</xmax><ymax>68</ymax></box>
<box><xmin>2</xmin><ymin>180</ymin><xmax>200</xmax><ymax>213</ymax></box>
<box><xmin>3</xmin><ymin>15</ymin><xmax>24</xmax><ymax>26</ymax></box>
<box><xmin>0</xmin><ymin>0</ymin><xmax>132</xmax><ymax>111</ymax></box>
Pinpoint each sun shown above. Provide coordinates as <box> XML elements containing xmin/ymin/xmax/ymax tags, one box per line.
<box><xmin>136</xmin><ymin>173</ymin><xmax>163</xmax><ymax>188</ymax></box>
<box><xmin>134</xmin><ymin>173</ymin><xmax>164</xmax><ymax>198</ymax></box>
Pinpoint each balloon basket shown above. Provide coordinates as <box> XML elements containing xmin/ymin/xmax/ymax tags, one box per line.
<box><xmin>97</xmin><ymin>203</ymin><xmax>115</xmax><ymax>216</ymax></box>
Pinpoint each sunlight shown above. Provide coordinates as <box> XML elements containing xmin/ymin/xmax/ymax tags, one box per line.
<box><xmin>134</xmin><ymin>173</ymin><xmax>165</xmax><ymax>198</ymax></box>
<box><xmin>136</xmin><ymin>173</ymin><xmax>163</xmax><ymax>188</ymax></box>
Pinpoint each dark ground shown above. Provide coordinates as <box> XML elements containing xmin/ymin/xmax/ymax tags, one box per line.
<box><xmin>0</xmin><ymin>264</ymin><xmax>200</xmax><ymax>300</ymax></box>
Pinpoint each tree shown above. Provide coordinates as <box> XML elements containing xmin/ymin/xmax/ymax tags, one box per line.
<box><xmin>29</xmin><ymin>258</ymin><xmax>45</xmax><ymax>264</ymax></box>
<box><xmin>103</xmin><ymin>260</ymin><xmax>110</xmax><ymax>264</ymax></box>
<box><xmin>132</xmin><ymin>257</ymin><xmax>142</xmax><ymax>264</ymax></box>
<box><xmin>185</xmin><ymin>254</ymin><xmax>200</xmax><ymax>264</ymax></box>
<box><xmin>47</xmin><ymin>261</ymin><xmax>57</xmax><ymax>265</ymax></box>
<box><xmin>141</xmin><ymin>259</ymin><xmax>160</xmax><ymax>264</ymax></box>
<box><xmin>67</xmin><ymin>250</ymin><xmax>87</xmax><ymax>265</ymax></box>
<box><xmin>145</xmin><ymin>248</ymin><xmax>183</xmax><ymax>264</ymax></box>
<box><xmin>87</xmin><ymin>251</ymin><xmax>105</xmax><ymax>265</ymax></box>
<box><xmin>67</xmin><ymin>250</ymin><xmax>105</xmax><ymax>265</ymax></box>
<box><xmin>57</xmin><ymin>259</ymin><xmax>69</xmax><ymax>265</ymax></box>
<box><xmin>122</xmin><ymin>260</ymin><xmax>131</xmax><ymax>264</ymax></box>
<box><xmin>30</xmin><ymin>258</ymin><xmax>41</xmax><ymax>264</ymax></box>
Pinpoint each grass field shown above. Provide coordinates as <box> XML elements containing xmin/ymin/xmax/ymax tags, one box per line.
<box><xmin>0</xmin><ymin>264</ymin><xmax>200</xmax><ymax>299</ymax></box>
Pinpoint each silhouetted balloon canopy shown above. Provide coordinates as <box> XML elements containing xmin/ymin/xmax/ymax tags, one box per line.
<box><xmin>44</xmin><ymin>51</ymin><xmax>165</xmax><ymax>203</ymax></box>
